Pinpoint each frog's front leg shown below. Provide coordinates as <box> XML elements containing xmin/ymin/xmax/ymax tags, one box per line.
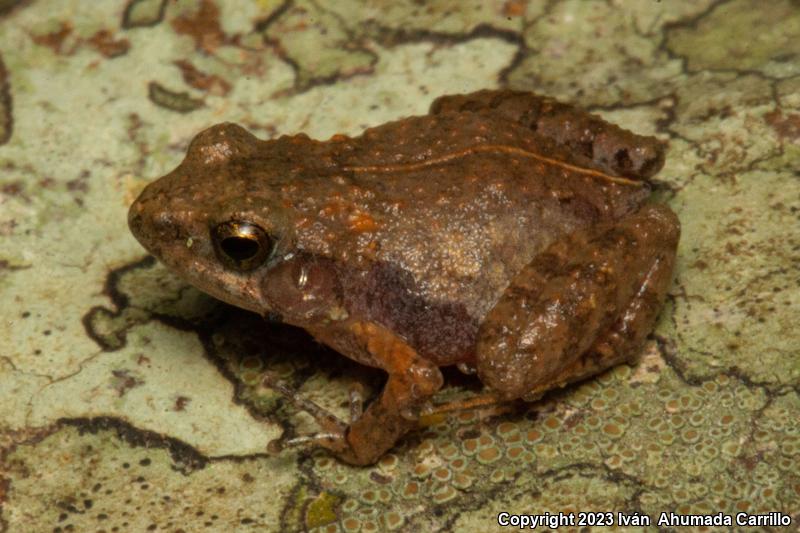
<box><xmin>476</xmin><ymin>204</ymin><xmax>679</xmax><ymax>401</ymax></box>
<box><xmin>266</xmin><ymin>320</ymin><xmax>443</xmax><ymax>466</ymax></box>
<box><xmin>337</xmin><ymin>321</ymin><xmax>443</xmax><ymax>464</ymax></box>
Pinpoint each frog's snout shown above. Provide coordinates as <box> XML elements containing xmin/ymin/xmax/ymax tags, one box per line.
<box><xmin>127</xmin><ymin>207</ymin><xmax>144</xmax><ymax>241</ymax></box>
<box><xmin>129</xmin><ymin>182</ymin><xmax>156</xmax><ymax>239</ymax></box>
<box><xmin>128</xmin><ymin>201</ymin><xmax>171</xmax><ymax>244</ymax></box>
<box><xmin>128</xmin><ymin>187</ymin><xmax>150</xmax><ymax>242</ymax></box>
<box><xmin>128</xmin><ymin>180</ymin><xmax>186</xmax><ymax>255</ymax></box>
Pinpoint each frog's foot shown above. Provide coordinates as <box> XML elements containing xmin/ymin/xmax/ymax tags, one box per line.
<box><xmin>261</xmin><ymin>372</ymin><xmax>355</xmax><ymax>456</ymax></box>
<box><xmin>476</xmin><ymin>203</ymin><xmax>680</xmax><ymax>401</ymax></box>
<box><xmin>264</xmin><ymin>321</ymin><xmax>444</xmax><ymax>465</ymax></box>
<box><xmin>421</xmin><ymin>391</ymin><xmax>516</xmax><ymax>423</ymax></box>
<box><xmin>262</xmin><ymin>371</ymin><xmax>429</xmax><ymax>465</ymax></box>
<box><xmin>430</xmin><ymin>89</ymin><xmax>665</xmax><ymax>180</ymax></box>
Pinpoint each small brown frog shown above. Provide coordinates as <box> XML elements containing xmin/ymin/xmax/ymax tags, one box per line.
<box><xmin>129</xmin><ymin>90</ymin><xmax>679</xmax><ymax>465</ymax></box>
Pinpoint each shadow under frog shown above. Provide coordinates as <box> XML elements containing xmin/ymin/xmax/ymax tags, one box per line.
<box><xmin>128</xmin><ymin>90</ymin><xmax>680</xmax><ymax>465</ymax></box>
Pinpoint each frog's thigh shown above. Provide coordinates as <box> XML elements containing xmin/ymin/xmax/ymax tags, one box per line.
<box><xmin>476</xmin><ymin>204</ymin><xmax>679</xmax><ymax>400</ymax></box>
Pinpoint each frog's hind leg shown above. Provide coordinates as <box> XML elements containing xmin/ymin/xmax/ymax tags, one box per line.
<box><xmin>419</xmin><ymin>391</ymin><xmax>517</xmax><ymax>425</ymax></box>
<box><xmin>430</xmin><ymin>89</ymin><xmax>665</xmax><ymax>180</ymax></box>
<box><xmin>263</xmin><ymin>321</ymin><xmax>444</xmax><ymax>465</ymax></box>
<box><xmin>526</xmin><ymin>212</ymin><xmax>680</xmax><ymax>399</ymax></box>
<box><xmin>475</xmin><ymin>203</ymin><xmax>679</xmax><ymax>401</ymax></box>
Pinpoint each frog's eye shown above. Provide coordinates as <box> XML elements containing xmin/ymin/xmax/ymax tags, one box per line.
<box><xmin>212</xmin><ymin>221</ymin><xmax>273</xmax><ymax>271</ymax></box>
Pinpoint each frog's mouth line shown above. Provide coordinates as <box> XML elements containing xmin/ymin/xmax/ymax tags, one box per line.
<box><xmin>176</xmin><ymin>257</ymin><xmax>266</xmax><ymax>315</ymax></box>
<box><xmin>342</xmin><ymin>144</ymin><xmax>645</xmax><ymax>187</ymax></box>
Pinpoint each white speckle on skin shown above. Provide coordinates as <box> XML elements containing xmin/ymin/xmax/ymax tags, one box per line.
<box><xmin>328</xmin><ymin>306</ymin><xmax>349</xmax><ymax>321</ymax></box>
<box><xmin>296</xmin><ymin>265</ymin><xmax>308</xmax><ymax>289</ymax></box>
<box><xmin>201</xmin><ymin>141</ymin><xmax>233</xmax><ymax>164</ymax></box>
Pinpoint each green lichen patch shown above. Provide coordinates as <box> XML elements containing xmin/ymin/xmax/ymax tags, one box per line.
<box><xmin>666</xmin><ymin>0</ymin><xmax>800</xmax><ymax>76</ymax></box>
<box><xmin>3</xmin><ymin>423</ymin><xmax>297</xmax><ymax>531</ymax></box>
<box><xmin>666</xmin><ymin>169</ymin><xmax>800</xmax><ymax>384</ymax></box>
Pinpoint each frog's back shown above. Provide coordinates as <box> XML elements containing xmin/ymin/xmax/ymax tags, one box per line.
<box><xmin>284</xmin><ymin>111</ymin><xmax>649</xmax><ymax>364</ymax></box>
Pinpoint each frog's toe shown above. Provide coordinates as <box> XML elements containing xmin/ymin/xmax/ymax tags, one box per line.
<box><xmin>261</xmin><ymin>373</ymin><xmax>378</xmax><ymax>461</ymax></box>
<box><xmin>267</xmin><ymin>431</ymin><xmax>348</xmax><ymax>456</ymax></box>
<box><xmin>348</xmin><ymin>383</ymin><xmax>365</xmax><ymax>423</ymax></box>
<box><xmin>260</xmin><ymin>372</ymin><xmax>348</xmax><ymax>434</ymax></box>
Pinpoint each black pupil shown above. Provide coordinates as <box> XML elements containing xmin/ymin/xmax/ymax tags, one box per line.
<box><xmin>220</xmin><ymin>236</ymin><xmax>260</xmax><ymax>261</ymax></box>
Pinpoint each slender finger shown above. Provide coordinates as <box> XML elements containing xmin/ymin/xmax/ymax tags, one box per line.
<box><xmin>261</xmin><ymin>372</ymin><xmax>347</xmax><ymax>433</ymax></box>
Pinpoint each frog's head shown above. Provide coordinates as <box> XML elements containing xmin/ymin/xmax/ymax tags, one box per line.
<box><xmin>128</xmin><ymin>123</ymin><xmax>300</xmax><ymax>315</ymax></box>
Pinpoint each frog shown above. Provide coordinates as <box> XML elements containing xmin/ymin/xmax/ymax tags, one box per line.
<box><xmin>128</xmin><ymin>89</ymin><xmax>680</xmax><ymax>466</ymax></box>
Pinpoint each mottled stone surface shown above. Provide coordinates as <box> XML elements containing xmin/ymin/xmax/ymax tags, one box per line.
<box><xmin>1</xmin><ymin>1</ymin><xmax>798</xmax><ymax>531</ymax></box>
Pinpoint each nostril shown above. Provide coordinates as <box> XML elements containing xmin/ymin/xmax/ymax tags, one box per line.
<box><xmin>151</xmin><ymin>211</ymin><xmax>185</xmax><ymax>239</ymax></box>
<box><xmin>128</xmin><ymin>200</ymin><xmax>182</xmax><ymax>241</ymax></box>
